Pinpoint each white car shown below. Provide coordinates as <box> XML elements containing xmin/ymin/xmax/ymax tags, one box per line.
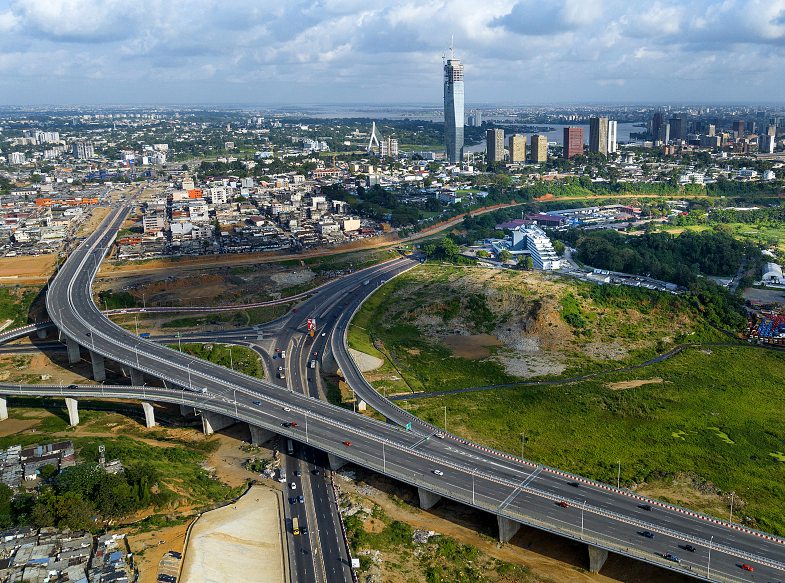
<box><xmin>290</xmin><ymin>482</ymin><xmax>297</xmax><ymax>490</ymax></box>
<box><xmin>282</xmin><ymin>406</ymin><xmax>291</xmax><ymax>412</ymax></box>
<box><xmin>432</xmin><ymin>469</ymin><xmax>444</xmax><ymax>476</ymax></box>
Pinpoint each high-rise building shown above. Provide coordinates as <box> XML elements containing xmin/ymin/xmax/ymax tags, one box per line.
<box><xmin>589</xmin><ymin>117</ymin><xmax>609</xmax><ymax>155</ymax></box>
<box><xmin>563</xmin><ymin>127</ymin><xmax>584</xmax><ymax>159</ymax></box>
<box><xmin>652</xmin><ymin>112</ymin><xmax>664</xmax><ymax>142</ymax></box>
<box><xmin>607</xmin><ymin>120</ymin><xmax>618</xmax><ymax>154</ymax></box>
<box><xmin>761</xmin><ymin>134</ymin><xmax>776</xmax><ymax>154</ymax></box>
<box><xmin>380</xmin><ymin>136</ymin><xmax>399</xmax><ymax>158</ymax></box>
<box><xmin>443</xmin><ymin>50</ymin><xmax>464</xmax><ymax>164</ymax></box>
<box><xmin>72</xmin><ymin>142</ymin><xmax>95</xmax><ymax>159</ymax></box>
<box><xmin>707</xmin><ymin>124</ymin><xmax>716</xmax><ymax>137</ymax></box>
<box><xmin>669</xmin><ymin>117</ymin><xmax>686</xmax><ymax>142</ymax></box>
<box><xmin>768</xmin><ymin>124</ymin><xmax>778</xmax><ymax>138</ymax></box>
<box><xmin>733</xmin><ymin>120</ymin><xmax>746</xmax><ymax>138</ymax></box>
<box><xmin>468</xmin><ymin>109</ymin><xmax>483</xmax><ymax>127</ymax></box>
<box><xmin>658</xmin><ymin>123</ymin><xmax>671</xmax><ymax>144</ymax></box>
<box><xmin>9</xmin><ymin>152</ymin><xmax>26</xmax><ymax>165</ymax></box>
<box><xmin>508</xmin><ymin>134</ymin><xmax>526</xmax><ymax>163</ymax></box>
<box><xmin>486</xmin><ymin>128</ymin><xmax>505</xmax><ymax>163</ymax></box>
<box><xmin>530</xmin><ymin>134</ymin><xmax>548</xmax><ymax>163</ymax></box>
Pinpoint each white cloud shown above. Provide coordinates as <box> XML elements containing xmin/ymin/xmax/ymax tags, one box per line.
<box><xmin>0</xmin><ymin>0</ymin><xmax>784</xmax><ymax>104</ymax></box>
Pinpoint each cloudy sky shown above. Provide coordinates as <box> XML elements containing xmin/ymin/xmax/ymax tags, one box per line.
<box><xmin>1</xmin><ymin>0</ymin><xmax>784</xmax><ymax>106</ymax></box>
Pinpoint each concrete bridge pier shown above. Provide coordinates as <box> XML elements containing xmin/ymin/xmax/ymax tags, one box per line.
<box><xmin>417</xmin><ymin>488</ymin><xmax>442</xmax><ymax>510</ymax></box>
<box><xmin>141</xmin><ymin>401</ymin><xmax>155</xmax><ymax>428</ymax></box>
<box><xmin>356</xmin><ymin>399</ymin><xmax>367</xmax><ymax>412</ymax></box>
<box><xmin>89</xmin><ymin>351</ymin><xmax>106</xmax><ymax>382</ymax></box>
<box><xmin>36</xmin><ymin>328</ymin><xmax>47</xmax><ymax>340</ymax></box>
<box><xmin>130</xmin><ymin>368</ymin><xmax>144</xmax><ymax>387</ymax></box>
<box><xmin>0</xmin><ymin>397</ymin><xmax>7</xmax><ymax>421</ymax></box>
<box><xmin>327</xmin><ymin>453</ymin><xmax>348</xmax><ymax>471</ymax></box>
<box><xmin>200</xmin><ymin>411</ymin><xmax>235</xmax><ymax>436</ymax></box>
<box><xmin>587</xmin><ymin>545</ymin><xmax>609</xmax><ymax>574</ymax></box>
<box><xmin>65</xmin><ymin>337</ymin><xmax>80</xmax><ymax>364</ymax></box>
<box><xmin>64</xmin><ymin>397</ymin><xmax>79</xmax><ymax>426</ymax></box>
<box><xmin>249</xmin><ymin>425</ymin><xmax>275</xmax><ymax>446</ymax></box>
<box><xmin>497</xmin><ymin>516</ymin><xmax>521</xmax><ymax>543</ymax></box>
<box><xmin>179</xmin><ymin>404</ymin><xmax>195</xmax><ymax>417</ymax></box>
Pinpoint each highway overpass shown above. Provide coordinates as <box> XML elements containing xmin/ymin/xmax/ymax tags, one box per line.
<box><xmin>0</xmin><ymin>202</ymin><xmax>775</xmax><ymax>582</ymax></box>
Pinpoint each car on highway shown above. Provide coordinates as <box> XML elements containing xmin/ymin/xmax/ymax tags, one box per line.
<box><xmin>294</xmin><ymin>470</ymin><xmax>301</xmax><ymax>477</ymax></box>
<box><xmin>290</xmin><ymin>422</ymin><xmax>298</xmax><ymax>427</ymax></box>
<box><xmin>290</xmin><ymin>482</ymin><xmax>297</xmax><ymax>490</ymax></box>
<box><xmin>638</xmin><ymin>504</ymin><xmax>652</xmax><ymax>511</ymax></box>
<box><xmin>569</xmin><ymin>481</ymin><xmax>581</xmax><ymax>487</ymax></box>
<box><xmin>321</xmin><ymin>332</ymin><xmax>326</xmax><ymax>336</ymax></box>
<box><xmin>281</xmin><ymin>422</ymin><xmax>291</xmax><ymax>428</ymax></box>
<box><xmin>662</xmin><ymin>553</ymin><xmax>680</xmax><ymax>564</ymax></box>
<box><xmin>252</xmin><ymin>400</ymin><xmax>261</xmax><ymax>406</ymax></box>
<box><xmin>312</xmin><ymin>351</ymin><xmax>318</xmax><ymax>357</ymax></box>
<box><xmin>640</xmin><ymin>531</ymin><xmax>655</xmax><ymax>539</ymax></box>
<box><xmin>557</xmin><ymin>501</ymin><xmax>569</xmax><ymax>508</ymax></box>
<box><xmin>282</xmin><ymin>406</ymin><xmax>291</xmax><ymax>412</ymax></box>
<box><xmin>342</xmin><ymin>440</ymin><xmax>352</xmax><ymax>447</ymax></box>
<box><xmin>300</xmin><ymin>525</ymin><xmax>308</xmax><ymax>535</ymax></box>
<box><xmin>312</xmin><ymin>469</ymin><xmax>320</xmax><ymax>476</ymax></box>
<box><xmin>67</xmin><ymin>384</ymin><xmax>78</xmax><ymax>390</ymax></box>
<box><xmin>741</xmin><ymin>564</ymin><xmax>754</xmax><ymax>572</ymax></box>
<box><xmin>275</xmin><ymin>348</ymin><xmax>281</xmax><ymax>353</ymax></box>
<box><xmin>434</xmin><ymin>432</ymin><xmax>445</xmax><ymax>439</ymax></box>
<box><xmin>681</xmin><ymin>544</ymin><xmax>696</xmax><ymax>553</ymax></box>
<box><xmin>297</xmin><ymin>495</ymin><xmax>304</xmax><ymax>503</ymax></box>
<box><xmin>288</xmin><ymin>496</ymin><xmax>297</xmax><ymax>504</ymax></box>
<box><xmin>432</xmin><ymin>469</ymin><xmax>443</xmax><ymax>476</ymax></box>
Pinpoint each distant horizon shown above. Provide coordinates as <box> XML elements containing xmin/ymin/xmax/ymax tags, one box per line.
<box><xmin>2</xmin><ymin>100</ymin><xmax>785</xmax><ymax>111</ymax></box>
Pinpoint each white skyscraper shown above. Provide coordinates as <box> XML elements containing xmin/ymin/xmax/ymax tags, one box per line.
<box><xmin>607</xmin><ymin>120</ymin><xmax>618</xmax><ymax>154</ymax></box>
<box><xmin>443</xmin><ymin>45</ymin><xmax>464</xmax><ymax>164</ymax></box>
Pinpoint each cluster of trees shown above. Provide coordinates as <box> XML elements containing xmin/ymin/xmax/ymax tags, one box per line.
<box><xmin>706</xmin><ymin>178</ymin><xmax>784</xmax><ymax>197</ymax></box>
<box><xmin>422</xmin><ymin>237</ymin><xmax>461</xmax><ymax>261</ymax></box>
<box><xmin>568</xmin><ymin>229</ymin><xmax>751</xmax><ymax>286</ymax></box>
<box><xmin>197</xmin><ymin>157</ymin><xmax>317</xmax><ymax>180</ymax></box>
<box><xmin>0</xmin><ymin>462</ymin><xmax>162</xmax><ymax>531</ymax></box>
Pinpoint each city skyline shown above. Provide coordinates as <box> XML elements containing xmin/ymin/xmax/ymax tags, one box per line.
<box><xmin>1</xmin><ymin>1</ymin><xmax>785</xmax><ymax>106</ymax></box>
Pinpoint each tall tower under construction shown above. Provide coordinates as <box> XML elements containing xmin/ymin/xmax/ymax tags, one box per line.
<box><xmin>443</xmin><ymin>45</ymin><xmax>464</xmax><ymax>164</ymax></box>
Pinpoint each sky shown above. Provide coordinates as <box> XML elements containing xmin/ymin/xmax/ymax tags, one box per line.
<box><xmin>1</xmin><ymin>0</ymin><xmax>785</xmax><ymax>106</ymax></box>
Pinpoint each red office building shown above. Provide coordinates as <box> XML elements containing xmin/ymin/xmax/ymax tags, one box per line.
<box><xmin>563</xmin><ymin>127</ymin><xmax>584</xmax><ymax>159</ymax></box>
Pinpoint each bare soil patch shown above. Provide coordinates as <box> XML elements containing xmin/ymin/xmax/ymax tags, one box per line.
<box><xmin>607</xmin><ymin>377</ymin><xmax>664</xmax><ymax>391</ymax></box>
<box><xmin>0</xmin><ymin>254</ymin><xmax>57</xmax><ymax>282</ymax></box>
<box><xmin>442</xmin><ymin>333</ymin><xmax>502</xmax><ymax>359</ymax></box>
<box><xmin>348</xmin><ymin>348</ymin><xmax>384</xmax><ymax>372</ymax></box>
<box><xmin>180</xmin><ymin>485</ymin><xmax>285</xmax><ymax>583</ymax></box>
<box><xmin>128</xmin><ymin>522</ymin><xmax>191</xmax><ymax>583</ymax></box>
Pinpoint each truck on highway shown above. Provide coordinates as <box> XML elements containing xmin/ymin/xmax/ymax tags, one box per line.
<box><xmin>139</xmin><ymin>332</ymin><xmax>150</xmax><ymax>339</ymax></box>
<box><xmin>277</xmin><ymin>468</ymin><xmax>287</xmax><ymax>483</ymax></box>
<box><xmin>309</xmin><ymin>359</ymin><xmax>317</xmax><ymax>369</ymax></box>
<box><xmin>292</xmin><ymin>516</ymin><xmax>300</xmax><ymax>535</ymax></box>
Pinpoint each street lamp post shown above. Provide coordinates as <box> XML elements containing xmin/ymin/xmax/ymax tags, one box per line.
<box><xmin>382</xmin><ymin>443</ymin><xmax>386</xmax><ymax>473</ymax></box>
<box><xmin>707</xmin><ymin>535</ymin><xmax>714</xmax><ymax>578</ymax></box>
<box><xmin>520</xmin><ymin>432</ymin><xmax>525</xmax><ymax>459</ymax></box>
<box><xmin>187</xmin><ymin>361</ymin><xmax>193</xmax><ymax>390</ymax></box>
<box><xmin>617</xmin><ymin>460</ymin><xmax>621</xmax><ymax>489</ymax></box>
<box><xmin>471</xmin><ymin>467</ymin><xmax>477</xmax><ymax>505</ymax></box>
<box><xmin>581</xmin><ymin>500</ymin><xmax>587</xmax><ymax>539</ymax></box>
<box><xmin>305</xmin><ymin>412</ymin><xmax>309</xmax><ymax>444</ymax></box>
<box><xmin>443</xmin><ymin>406</ymin><xmax>447</xmax><ymax>433</ymax></box>
<box><xmin>229</xmin><ymin>346</ymin><xmax>233</xmax><ymax>371</ymax></box>
<box><xmin>134</xmin><ymin>316</ymin><xmax>139</xmax><ymax>336</ymax></box>
<box><xmin>729</xmin><ymin>491</ymin><xmax>735</xmax><ymax>523</ymax></box>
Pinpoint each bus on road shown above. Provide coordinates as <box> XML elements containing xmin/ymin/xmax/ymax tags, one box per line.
<box><xmin>292</xmin><ymin>516</ymin><xmax>300</xmax><ymax>535</ymax></box>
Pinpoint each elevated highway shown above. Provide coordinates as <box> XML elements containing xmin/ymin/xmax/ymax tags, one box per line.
<box><xmin>16</xmin><ymin>203</ymin><xmax>784</xmax><ymax>582</ymax></box>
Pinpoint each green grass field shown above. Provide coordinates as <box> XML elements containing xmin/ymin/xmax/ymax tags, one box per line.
<box><xmin>402</xmin><ymin>345</ymin><xmax>785</xmax><ymax>535</ymax></box>
<box><xmin>661</xmin><ymin>222</ymin><xmax>785</xmax><ymax>253</ymax></box>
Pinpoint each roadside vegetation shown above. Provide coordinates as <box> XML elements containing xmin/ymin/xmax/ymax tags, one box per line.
<box><xmin>0</xmin><ymin>286</ymin><xmax>38</xmax><ymax>327</ymax></box>
<box><xmin>343</xmin><ymin>501</ymin><xmax>546</xmax><ymax>582</ymax></box>
<box><xmin>169</xmin><ymin>343</ymin><xmax>263</xmax><ymax>379</ymax></box>
<box><xmin>401</xmin><ymin>345</ymin><xmax>785</xmax><ymax>535</ymax></box>
<box><xmin>348</xmin><ymin>264</ymin><xmax>734</xmax><ymax>396</ymax></box>
<box><xmin>0</xmin><ymin>404</ymin><xmax>242</xmax><ymax>533</ymax></box>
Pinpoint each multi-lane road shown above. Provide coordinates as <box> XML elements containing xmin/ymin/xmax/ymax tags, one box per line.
<box><xmin>32</xmin><ymin>203</ymin><xmax>785</xmax><ymax>582</ymax></box>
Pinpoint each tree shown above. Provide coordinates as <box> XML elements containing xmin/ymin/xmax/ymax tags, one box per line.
<box><xmin>518</xmin><ymin>255</ymin><xmax>534</xmax><ymax>269</ymax></box>
<box><xmin>39</xmin><ymin>464</ymin><xmax>58</xmax><ymax>481</ymax></box>
<box><xmin>498</xmin><ymin>249</ymin><xmax>512</xmax><ymax>262</ymax></box>
<box><xmin>552</xmin><ymin>240</ymin><xmax>566</xmax><ymax>256</ymax></box>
